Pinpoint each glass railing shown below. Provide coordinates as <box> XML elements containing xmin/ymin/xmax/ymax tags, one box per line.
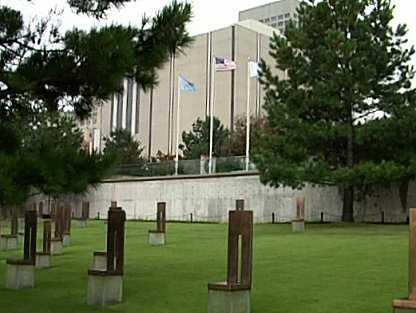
<box><xmin>112</xmin><ymin>156</ymin><xmax>257</xmax><ymax>178</ymax></box>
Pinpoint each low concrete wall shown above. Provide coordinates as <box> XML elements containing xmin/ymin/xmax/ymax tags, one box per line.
<box><xmin>32</xmin><ymin>172</ymin><xmax>414</xmax><ymax>223</ymax></box>
<box><xmin>82</xmin><ymin>172</ymin><xmax>341</xmax><ymax>223</ymax></box>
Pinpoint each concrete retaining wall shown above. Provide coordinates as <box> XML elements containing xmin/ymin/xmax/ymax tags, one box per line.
<box><xmin>83</xmin><ymin>173</ymin><xmax>415</xmax><ymax>223</ymax></box>
<box><xmin>32</xmin><ymin>172</ymin><xmax>415</xmax><ymax>223</ymax></box>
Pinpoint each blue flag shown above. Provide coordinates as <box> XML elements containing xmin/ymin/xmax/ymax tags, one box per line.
<box><xmin>179</xmin><ymin>75</ymin><xmax>196</xmax><ymax>92</ymax></box>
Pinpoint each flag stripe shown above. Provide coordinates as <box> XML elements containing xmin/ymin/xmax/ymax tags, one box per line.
<box><xmin>215</xmin><ymin>57</ymin><xmax>237</xmax><ymax>71</ymax></box>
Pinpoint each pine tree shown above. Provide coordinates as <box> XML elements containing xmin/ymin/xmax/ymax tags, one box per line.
<box><xmin>0</xmin><ymin>0</ymin><xmax>193</xmax><ymax>206</ymax></box>
<box><xmin>254</xmin><ymin>0</ymin><xmax>416</xmax><ymax>221</ymax></box>
<box><xmin>1</xmin><ymin>0</ymin><xmax>193</xmax><ymax>118</ymax></box>
<box><xmin>180</xmin><ymin>116</ymin><xmax>230</xmax><ymax>160</ymax></box>
<box><xmin>103</xmin><ymin>128</ymin><xmax>146</xmax><ymax>165</ymax></box>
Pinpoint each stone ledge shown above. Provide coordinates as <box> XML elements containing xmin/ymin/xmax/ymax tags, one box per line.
<box><xmin>208</xmin><ymin>281</ymin><xmax>251</xmax><ymax>291</ymax></box>
<box><xmin>88</xmin><ymin>269</ymin><xmax>122</xmax><ymax>276</ymax></box>
<box><xmin>6</xmin><ymin>258</ymin><xmax>34</xmax><ymax>266</ymax></box>
<box><xmin>1</xmin><ymin>234</ymin><xmax>18</xmax><ymax>239</ymax></box>
<box><xmin>36</xmin><ymin>251</ymin><xmax>51</xmax><ymax>256</ymax></box>
<box><xmin>394</xmin><ymin>298</ymin><xmax>416</xmax><ymax>309</ymax></box>
<box><xmin>93</xmin><ymin>251</ymin><xmax>108</xmax><ymax>257</ymax></box>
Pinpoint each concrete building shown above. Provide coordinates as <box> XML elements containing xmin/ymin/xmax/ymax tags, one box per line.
<box><xmin>239</xmin><ymin>0</ymin><xmax>300</xmax><ymax>33</ymax></box>
<box><xmin>79</xmin><ymin>20</ymin><xmax>283</xmax><ymax>158</ymax></box>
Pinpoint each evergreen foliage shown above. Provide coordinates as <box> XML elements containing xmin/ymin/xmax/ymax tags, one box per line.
<box><xmin>103</xmin><ymin>128</ymin><xmax>146</xmax><ymax>165</ymax></box>
<box><xmin>180</xmin><ymin>116</ymin><xmax>230</xmax><ymax>160</ymax></box>
<box><xmin>228</xmin><ymin>115</ymin><xmax>272</xmax><ymax>156</ymax></box>
<box><xmin>254</xmin><ymin>0</ymin><xmax>416</xmax><ymax>221</ymax></box>
<box><xmin>0</xmin><ymin>0</ymin><xmax>193</xmax><ymax>207</ymax></box>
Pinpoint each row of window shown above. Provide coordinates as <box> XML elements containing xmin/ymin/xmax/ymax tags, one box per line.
<box><xmin>269</xmin><ymin>20</ymin><xmax>292</xmax><ymax>28</ymax></box>
<box><xmin>259</xmin><ymin>12</ymin><xmax>297</xmax><ymax>24</ymax></box>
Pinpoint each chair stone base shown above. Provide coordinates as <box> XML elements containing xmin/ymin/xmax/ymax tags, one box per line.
<box><xmin>6</xmin><ymin>261</ymin><xmax>35</xmax><ymax>290</ymax></box>
<box><xmin>18</xmin><ymin>217</ymin><xmax>25</xmax><ymax>226</ymax></box>
<box><xmin>51</xmin><ymin>238</ymin><xmax>63</xmax><ymax>255</ymax></box>
<box><xmin>63</xmin><ymin>234</ymin><xmax>71</xmax><ymax>246</ymax></box>
<box><xmin>93</xmin><ymin>251</ymin><xmax>107</xmax><ymax>270</ymax></box>
<box><xmin>87</xmin><ymin>271</ymin><xmax>123</xmax><ymax>306</ymax></box>
<box><xmin>394</xmin><ymin>298</ymin><xmax>416</xmax><ymax>312</ymax></box>
<box><xmin>291</xmin><ymin>219</ymin><xmax>305</xmax><ymax>232</ymax></box>
<box><xmin>18</xmin><ymin>232</ymin><xmax>24</xmax><ymax>245</ymax></box>
<box><xmin>0</xmin><ymin>235</ymin><xmax>18</xmax><ymax>250</ymax></box>
<box><xmin>148</xmin><ymin>230</ymin><xmax>165</xmax><ymax>246</ymax></box>
<box><xmin>35</xmin><ymin>252</ymin><xmax>51</xmax><ymax>269</ymax></box>
<box><xmin>208</xmin><ymin>285</ymin><xmax>250</xmax><ymax>313</ymax></box>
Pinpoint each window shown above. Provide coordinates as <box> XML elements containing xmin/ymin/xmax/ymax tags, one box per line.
<box><xmin>135</xmin><ymin>83</ymin><xmax>141</xmax><ymax>134</ymax></box>
<box><xmin>278</xmin><ymin>21</ymin><xmax>284</xmax><ymax>26</ymax></box>
<box><xmin>265</xmin><ymin>18</ymin><xmax>270</xmax><ymax>23</ymax></box>
<box><xmin>285</xmin><ymin>13</ymin><xmax>290</xmax><ymax>18</ymax></box>
<box><xmin>278</xmin><ymin>14</ymin><xmax>283</xmax><ymax>20</ymax></box>
<box><xmin>271</xmin><ymin>23</ymin><xmax>277</xmax><ymax>28</ymax></box>
<box><xmin>271</xmin><ymin>16</ymin><xmax>276</xmax><ymax>21</ymax></box>
<box><xmin>125</xmin><ymin>78</ymin><xmax>133</xmax><ymax>132</ymax></box>
<box><xmin>91</xmin><ymin>112</ymin><xmax>97</xmax><ymax>125</ymax></box>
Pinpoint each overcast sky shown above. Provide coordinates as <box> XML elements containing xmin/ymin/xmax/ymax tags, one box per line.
<box><xmin>4</xmin><ymin>0</ymin><xmax>415</xmax><ymax>64</ymax></box>
<box><xmin>4</xmin><ymin>0</ymin><xmax>414</xmax><ymax>35</ymax></box>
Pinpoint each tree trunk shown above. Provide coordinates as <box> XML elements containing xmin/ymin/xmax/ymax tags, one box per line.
<box><xmin>342</xmin><ymin>186</ymin><xmax>354</xmax><ymax>222</ymax></box>
<box><xmin>342</xmin><ymin>109</ymin><xmax>354</xmax><ymax>222</ymax></box>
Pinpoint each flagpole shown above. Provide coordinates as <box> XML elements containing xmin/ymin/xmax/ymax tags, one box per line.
<box><xmin>246</xmin><ymin>57</ymin><xmax>251</xmax><ymax>171</ymax></box>
<box><xmin>208</xmin><ymin>56</ymin><xmax>215</xmax><ymax>174</ymax></box>
<box><xmin>175</xmin><ymin>77</ymin><xmax>181</xmax><ymax>175</ymax></box>
<box><xmin>168</xmin><ymin>55</ymin><xmax>175</xmax><ymax>154</ymax></box>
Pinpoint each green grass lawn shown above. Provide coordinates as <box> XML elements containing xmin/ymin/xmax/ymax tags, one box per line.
<box><xmin>0</xmin><ymin>220</ymin><xmax>410</xmax><ymax>313</ymax></box>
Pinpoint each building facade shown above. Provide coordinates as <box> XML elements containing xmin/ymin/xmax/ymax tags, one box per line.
<box><xmin>79</xmin><ymin>21</ymin><xmax>283</xmax><ymax>158</ymax></box>
<box><xmin>239</xmin><ymin>0</ymin><xmax>300</xmax><ymax>33</ymax></box>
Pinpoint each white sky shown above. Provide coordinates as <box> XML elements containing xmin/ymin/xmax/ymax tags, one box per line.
<box><xmin>4</xmin><ymin>0</ymin><xmax>414</xmax><ymax>35</ymax></box>
<box><xmin>4</xmin><ymin>0</ymin><xmax>416</xmax><ymax>65</ymax></box>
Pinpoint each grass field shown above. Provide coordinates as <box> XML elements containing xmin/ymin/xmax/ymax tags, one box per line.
<box><xmin>0</xmin><ymin>220</ymin><xmax>410</xmax><ymax>313</ymax></box>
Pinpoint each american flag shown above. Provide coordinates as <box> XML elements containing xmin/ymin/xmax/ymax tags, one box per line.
<box><xmin>215</xmin><ymin>57</ymin><xmax>237</xmax><ymax>72</ymax></box>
